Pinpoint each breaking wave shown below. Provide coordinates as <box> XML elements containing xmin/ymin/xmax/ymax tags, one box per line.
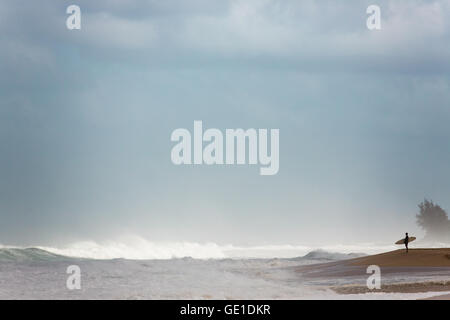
<box><xmin>0</xmin><ymin>245</ymin><xmax>367</xmax><ymax>263</ymax></box>
<box><xmin>0</xmin><ymin>236</ymin><xmax>398</xmax><ymax>261</ymax></box>
<box><xmin>6</xmin><ymin>235</ymin><xmax>440</xmax><ymax>261</ymax></box>
<box><xmin>294</xmin><ymin>249</ymin><xmax>365</xmax><ymax>261</ymax></box>
<box><xmin>0</xmin><ymin>247</ymin><xmax>70</xmax><ymax>262</ymax></box>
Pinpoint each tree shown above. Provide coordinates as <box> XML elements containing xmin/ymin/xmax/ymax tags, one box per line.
<box><xmin>416</xmin><ymin>199</ymin><xmax>450</xmax><ymax>241</ymax></box>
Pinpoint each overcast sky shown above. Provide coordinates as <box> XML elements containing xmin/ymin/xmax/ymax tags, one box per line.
<box><xmin>1</xmin><ymin>0</ymin><xmax>450</xmax><ymax>246</ymax></box>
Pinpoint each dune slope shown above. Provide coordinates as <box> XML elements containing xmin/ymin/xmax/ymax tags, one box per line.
<box><xmin>349</xmin><ymin>249</ymin><xmax>450</xmax><ymax>267</ymax></box>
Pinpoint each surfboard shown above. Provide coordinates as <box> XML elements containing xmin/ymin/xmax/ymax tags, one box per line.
<box><xmin>395</xmin><ymin>236</ymin><xmax>416</xmax><ymax>245</ymax></box>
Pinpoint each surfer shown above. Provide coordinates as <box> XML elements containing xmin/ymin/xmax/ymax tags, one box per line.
<box><xmin>404</xmin><ymin>233</ymin><xmax>409</xmax><ymax>253</ymax></box>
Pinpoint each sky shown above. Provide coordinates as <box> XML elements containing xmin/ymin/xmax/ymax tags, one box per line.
<box><xmin>1</xmin><ymin>0</ymin><xmax>450</xmax><ymax>247</ymax></box>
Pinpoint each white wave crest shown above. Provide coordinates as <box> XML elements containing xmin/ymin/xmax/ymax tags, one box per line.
<box><xmin>38</xmin><ymin>237</ymin><xmax>231</xmax><ymax>260</ymax></box>
<box><xmin>3</xmin><ymin>235</ymin><xmax>444</xmax><ymax>260</ymax></box>
<box><xmin>33</xmin><ymin>236</ymin><xmax>391</xmax><ymax>260</ymax></box>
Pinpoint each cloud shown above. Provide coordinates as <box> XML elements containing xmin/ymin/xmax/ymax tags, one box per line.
<box><xmin>81</xmin><ymin>12</ymin><xmax>158</xmax><ymax>49</ymax></box>
<box><xmin>2</xmin><ymin>0</ymin><xmax>449</xmax><ymax>72</ymax></box>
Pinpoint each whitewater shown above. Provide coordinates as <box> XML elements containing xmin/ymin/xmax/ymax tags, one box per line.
<box><xmin>1</xmin><ymin>239</ymin><xmax>450</xmax><ymax>299</ymax></box>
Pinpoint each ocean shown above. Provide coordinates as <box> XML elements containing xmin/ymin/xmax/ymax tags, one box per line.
<box><xmin>1</xmin><ymin>241</ymin><xmax>450</xmax><ymax>299</ymax></box>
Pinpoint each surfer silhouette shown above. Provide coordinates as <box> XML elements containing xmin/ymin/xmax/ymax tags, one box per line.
<box><xmin>404</xmin><ymin>232</ymin><xmax>409</xmax><ymax>253</ymax></box>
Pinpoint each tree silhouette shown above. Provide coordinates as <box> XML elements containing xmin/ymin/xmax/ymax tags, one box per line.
<box><xmin>416</xmin><ymin>199</ymin><xmax>450</xmax><ymax>241</ymax></box>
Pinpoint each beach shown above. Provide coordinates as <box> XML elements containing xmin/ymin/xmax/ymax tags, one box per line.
<box><xmin>296</xmin><ymin>249</ymin><xmax>450</xmax><ymax>299</ymax></box>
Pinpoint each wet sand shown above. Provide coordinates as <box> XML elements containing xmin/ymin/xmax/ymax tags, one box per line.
<box><xmin>331</xmin><ymin>280</ymin><xmax>450</xmax><ymax>294</ymax></box>
<box><xmin>422</xmin><ymin>293</ymin><xmax>450</xmax><ymax>300</ymax></box>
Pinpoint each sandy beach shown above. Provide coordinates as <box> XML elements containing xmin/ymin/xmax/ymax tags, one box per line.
<box><xmin>297</xmin><ymin>249</ymin><xmax>450</xmax><ymax>299</ymax></box>
<box><xmin>349</xmin><ymin>249</ymin><xmax>450</xmax><ymax>267</ymax></box>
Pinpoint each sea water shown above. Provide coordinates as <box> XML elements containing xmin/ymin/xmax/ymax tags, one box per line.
<box><xmin>0</xmin><ymin>242</ymin><xmax>449</xmax><ymax>300</ymax></box>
